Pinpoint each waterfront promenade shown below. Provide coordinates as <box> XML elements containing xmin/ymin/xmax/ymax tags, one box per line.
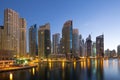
<box><xmin>0</xmin><ymin>64</ymin><xmax>37</xmax><ymax>72</ymax></box>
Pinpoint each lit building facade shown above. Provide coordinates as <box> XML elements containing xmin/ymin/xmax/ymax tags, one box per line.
<box><xmin>62</xmin><ymin>20</ymin><xmax>73</xmax><ymax>57</ymax></box>
<box><xmin>29</xmin><ymin>24</ymin><xmax>38</xmax><ymax>57</ymax></box>
<box><xmin>3</xmin><ymin>8</ymin><xmax>20</xmax><ymax>55</ymax></box>
<box><xmin>19</xmin><ymin>18</ymin><xmax>26</xmax><ymax>57</ymax></box>
<box><xmin>72</xmin><ymin>29</ymin><xmax>79</xmax><ymax>56</ymax></box>
<box><xmin>96</xmin><ymin>35</ymin><xmax>104</xmax><ymax>57</ymax></box>
<box><xmin>38</xmin><ymin>23</ymin><xmax>51</xmax><ymax>58</ymax></box>
<box><xmin>86</xmin><ymin>35</ymin><xmax>92</xmax><ymax>57</ymax></box>
<box><xmin>52</xmin><ymin>33</ymin><xmax>60</xmax><ymax>54</ymax></box>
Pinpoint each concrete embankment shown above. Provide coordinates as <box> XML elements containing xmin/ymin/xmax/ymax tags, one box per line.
<box><xmin>0</xmin><ymin>65</ymin><xmax>37</xmax><ymax>72</ymax></box>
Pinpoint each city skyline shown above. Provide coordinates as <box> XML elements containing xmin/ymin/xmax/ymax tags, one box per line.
<box><xmin>0</xmin><ymin>0</ymin><xmax>120</xmax><ymax>51</ymax></box>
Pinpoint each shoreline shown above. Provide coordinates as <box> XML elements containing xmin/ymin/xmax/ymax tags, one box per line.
<box><xmin>0</xmin><ymin>65</ymin><xmax>37</xmax><ymax>73</ymax></box>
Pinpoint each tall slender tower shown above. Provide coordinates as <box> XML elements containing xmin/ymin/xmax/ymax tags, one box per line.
<box><xmin>86</xmin><ymin>35</ymin><xmax>92</xmax><ymax>57</ymax></box>
<box><xmin>72</xmin><ymin>29</ymin><xmax>79</xmax><ymax>56</ymax></box>
<box><xmin>62</xmin><ymin>20</ymin><xmax>73</xmax><ymax>58</ymax></box>
<box><xmin>38</xmin><ymin>23</ymin><xmax>51</xmax><ymax>59</ymax></box>
<box><xmin>52</xmin><ymin>33</ymin><xmax>60</xmax><ymax>54</ymax></box>
<box><xmin>29</xmin><ymin>24</ymin><xmax>38</xmax><ymax>57</ymax></box>
<box><xmin>3</xmin><ymin>8</ymin><xmax>19</xmax><ymax>55</ymax></box>
<box><xmin>96</xmin><ymin>34</ymin><xmax>104</xmax><ymax>57</ymax></box>
<box><xmin>19</xmin><ymin>18</ymin><xmax>26</xmax><ymax>57</ymax></box>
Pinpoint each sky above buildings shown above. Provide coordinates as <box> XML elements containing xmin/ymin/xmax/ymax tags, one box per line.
<box><xmin>0</xmin><ymin>0</ymin><xmax>120</xmax><ymax>51</ymax></box>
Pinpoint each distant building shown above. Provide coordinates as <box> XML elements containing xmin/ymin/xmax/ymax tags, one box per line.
<box><xmin>52</xmin><ymin>33</ymin><xmax>60</xmax><ymax>54</ymax></box>
<box><xmin>72</xmin><ymin>29</ymin><xmax>79</xmax><ymax>56</ymax></box>
<box><xmin>29</xmin><ymin>24</ymin><xmax>38</xmax><ymax>57</ymax></box>
<box><xmin>96</xmin><ymin>35</ymin><xmax>104</xmax><ymax>57</ymax></box>
<box><xmin>19</xmin><ymin>18</ymin><xmax>26</xmax><ymax>57</ymax></box>
<box><xmin>86</xmin><ymin>35</ymin><xmax>92</xmax><ymax>57</ymax></box>
<box><xmin>105</xmin><ymin>49</ymin><xmax>117</xmax><ymax>58</ymax></box>
<box><xmin>38</xmin><ymin>23</ymin><xmax>51</xmax><ymax>59</ymax></box>
<box><xmin>62</xmin><ymin>20</ymin><xmax>73</xmax><ymax>58</ymax></box>
<box><xmin>117</xmin><ymin>45</ymin><xmax>120</xmax><ymax>57</ymax></box>
<box><xmin>110</xmin><ymin>49</ymin><xmax>116</xmax><ymax>57</ymax></box>
<box><xmin>105</xmin><ymin>49</ymin><xmax>110</xmax><ymax>57</ymax></box>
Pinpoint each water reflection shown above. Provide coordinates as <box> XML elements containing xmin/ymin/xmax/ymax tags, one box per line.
<box><xmin>1</xmin><ymin>59</ymin><xmax>120</xmax><ymax>80</ymax></box>
<box><xmin>49</xmin><ymin>62</ymin><xmax>52</xmax><ymax>70</ymax></box>
<box><xmin>32</xmin><ymin>68</ymin><xmax>35</xmax><ymax>75</ymax></box>
<box><xmin>62</xmin><ymin>61</ymin><xmax>65</xmax><ymax>69</ymax></box>
<box><xmin>73</xmin><ymin>61</ymin><xmax>76</xmax><ymax>69</ymax></box>
<box><xmin>9</xmin><ymin>73</ymin><xmax>13</xmax><ymax>80</ymax></box>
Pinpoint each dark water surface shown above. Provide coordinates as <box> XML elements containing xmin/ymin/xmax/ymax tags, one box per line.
<box><xmin>0</xmin><ymin>59</ymin><xmax>120</xmax><ymax>80</ymax></box>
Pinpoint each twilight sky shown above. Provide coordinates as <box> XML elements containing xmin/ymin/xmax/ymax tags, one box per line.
<box><xmin>0</xmin><ymin>0</ymin><xmax>120</xmax><ymax>51</ymax></box>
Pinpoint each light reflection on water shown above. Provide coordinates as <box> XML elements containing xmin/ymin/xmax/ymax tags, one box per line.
<box><xmin>0</xmin><ymin>59</ymin><xmax>120</xmax><ymax>80</ymax></box>
<box><xmin>9</xmin><ymin>73</ymin><xmax>13</xmax><ymax>80</ymax></box>
<box><xmin>32</xmin><ymin>68</ymin><xmax>35</xmax><ymax>75</ymax></box>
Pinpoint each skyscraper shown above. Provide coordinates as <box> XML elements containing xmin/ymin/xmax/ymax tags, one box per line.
<box><xmin>19</xmin><ymin>18</ymin><xmax>26</xmax><ymax>57</ymax></box>
<box><xmin>72</xmin><ymin>29</ymin><xmax>79</xmax><ymax>56</ymax></box>
<box><xmin>3</xmin><ymin>8</ymin><xmax>20</xmax><ymax>55</ymax></box>
<box><xmin>62</xmin><ymin>20</ymin><xmax>73</xmax><ymax>57</ymax></box>
<box><xmin>29</xmin><ymin>24</ymin><xmax>38</xmax><ymax>57</ymax></box>
<box><xmin>92</xmin><ymin>42</ymin><xmax>96</xmax><ymax>57</ymax></box>
<box><xmin>117</xmin><ymin>45</ymin><xmax>120</xmax><ymax>57</ymax></box>
<box><xmin>52</xmin><ymin>33</ymin><xmax>60</xmax><ymax>54</ymax></box>
<box><xmin>59</xmin><ymin>38</ymin><xmax>64</xmax><ymax>54</ymax></box>
<box><xmin>79</xmin><ymin>35</ymin><xmax>85</xmax><ymax>57</ymax></box>
<box><xmin>86</xmin><ymin>35</ymin><xmax>92</xmax><ymax>57</ymax></box>
<box><xmin>96</xmin><ymin>35</ymin><xmax>104</xmax><ymax>57</ymax></box>
<box><xmin>38</xmin><ymin>23</ymin><xmax>51</xmax><ymax>59</ymax></box>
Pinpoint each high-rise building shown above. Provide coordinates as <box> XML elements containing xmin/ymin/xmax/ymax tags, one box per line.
<box><xmin>52</xmin><ymin>33</ymin><xmax>60</xmax><ymax>54</ymax></box>
<box><xmin>0</xmin><ymin>26</ymin><xmax>4</xmax><ymax>50</ymax></box>
<box><xmin>79</xmin><ymin>35</ymin><xmax>85</xmax><ymax>57</ymax></box>
<box><xmin>59</xmin><ymin>38</ymin><xmax>63</xmax><ymax>54</ymax></box>
<box><xmin>92</xmin><ymin>42</ymin><xmax>96</xmax><ymax>57</ymax></box>
<box><xmin>117</xmin><ymin>45</ymin><xmax>120</xmax><ymax>57</ymax></box>
<box><xmin>3</xmin><ymin>8</ymin><xmax>20</xmax><ymax>55</ymax></box>
<box><xmin>86</xmin><ymin>35</ymin><xmax>92</xmax><ymax>57</ymax></box>
<box><xmin>38</xmin><ymin>23</ymin><xmax>51</xmax><ymax>59</ymax></box>
<box><xmin>96</xmin><ymin>35</ymin><xmax>104</xmax><ymax>57</ymax></box>
<box><xmin>29</xmin><ymin>24</ymin><xmax>38</xmax><ymax>57</ymax></box>
<box><xmin>19</xmin><ymin>18</ymin><xmax>26</xmax><ymax>57</ymax></box>
<box><xmin>72</xmin><ymin>29</ymin><xmax>79</xmax><ymax>56</ymax></box>
<box><xmin>62</xmin><ymin>20</ymin><xmax>73</xmax><ymax>57</ymax></box>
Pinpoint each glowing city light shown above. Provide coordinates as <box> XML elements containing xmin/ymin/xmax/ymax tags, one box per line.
<box><xmin>9</xmin><ymin>73</ymin><xmax>13</xmax><ymax>80</ymax></box>
<box><xmin>32</xmin><ymin>68</ymin><xmax>35</xmax><ymax>75</ymax></box>
<box><xmin>62</xmin><ymin>61</ymin><xmax>65</xmax><ymax>69</ymax></box>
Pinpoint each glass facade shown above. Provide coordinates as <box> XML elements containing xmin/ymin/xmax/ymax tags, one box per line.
<box><xmin>70</xmin><ymin>25</ymin><xmax>72</xmax><ymax>53</ymax></box>
<box><xmin>38</xmin><ymin>23</ymin><xmax>51</xmax><ymax>58</ymax></box>
<box><xmin>62</xmin><ymin>20</ymin><xmax>73</xmax><ymax>57</ymax></box>
<box><xmin>96</xmin><ymin>35</ymin><xmax>104</xmax><ymax>57</ymax></box>
<box><xmin>29</xmin><ymin>24</ymin><xmax>38</xmax><ymax>57</ymax></box>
